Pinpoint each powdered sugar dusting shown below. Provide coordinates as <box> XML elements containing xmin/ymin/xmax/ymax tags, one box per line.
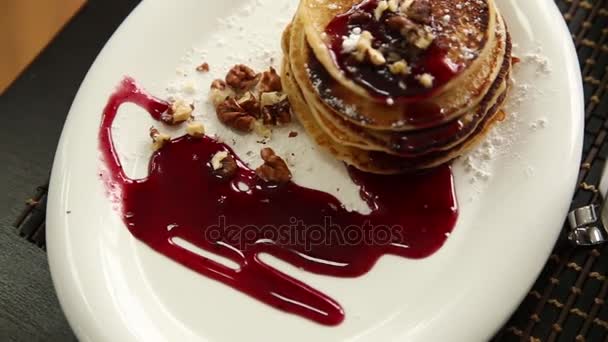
<box><xmin>460</xmin><ymin>43</ymin><xmax>552</xmax><ymax>187</ymax></box>
<box><xmin>523</xmin><ymin>46</ymin><xmax>552</xmax><ymax>75</ymax></box>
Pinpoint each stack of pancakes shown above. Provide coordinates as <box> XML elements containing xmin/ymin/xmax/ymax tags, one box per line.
<box><xmin>282</xmin><ymin>0</ymin><xmax>512</xmax><ymax>173</ymax></box>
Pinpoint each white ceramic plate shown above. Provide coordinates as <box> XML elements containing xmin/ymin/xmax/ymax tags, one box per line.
<box><xmin>47</xmin><ymin>0</ymin><xmax>584</xmax><ymax>341</ymax></box>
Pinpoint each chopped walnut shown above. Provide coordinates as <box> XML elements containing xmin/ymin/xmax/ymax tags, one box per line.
<box><xmin>353</xmin><ymin>31</ymin><xmax>386</xmax><ymax>65</ymax></box>
<box><xmin>161</xmin><ymin>99</ymin><xmax>194</xmax><ymax>124</ymax></box>
<box><xmin>255</xmin><ymin>148</ymin><xmax>292</xmax><ymax>184</ymax></box>
<box><xmin>211</xmin><ymin>79</ymin><xmax>227</xmax><ymax>90</ymax></box>
<box><xmin>211</xmin><ymin>151</ymin><xmax>228</xmax><ymax>170</ymax></box>
<box><xmin>416</xmin><ymin>73</ymin><xmax>435</xmax><ymax>88</ymax></box>
<box><xmin>386</xmin><ymin>15</ymin><xmax>408</xmax><ymax>31</ymax></box>
<box><xmin>260</xmin><ymin>92</ymin><xmax>291</xmax><ymax>125</ymax></box>
<box><xmin>171</xmin><ymin>100</ymin><xmax>194</xmax><ymax>123</ymax></box>
<box><xmin>196</xmin><ymin>62</ymin><xmax>210</xmax><ymax>72</ymax></box>
<box><xmin>354</xmin><ymin>31</ymin><xmax>373</xmax><ymax>61</ymax></box>
<box><xmin>262</xmin><ymin>100</ymin><xmax>291</xmax><ymax>125</ymax></box>
<box><xmin>260</xmin><ymin>91</ymin><xmax>287</xmax><ymax>108</ymax></box>
<box><xmin>236</xmin><ymin>91</ymin><xmax>260</xmax><ymax>114</ymax></box>
<box><xmin>409</xmin><ymin>28</ymin><xmax>434</xmax><ymax>49</ymax></box>
<box><xmin>386</xmin><ymin>15</ymin><xmax>434</xmax><ymax>49</ymax></box>
<box><xmin>216</xmin><ymin>98</ymin><xmax>256</xmax><ymax>132</ymax></box>
<box><xmin>149</xmin><ymin>127</ymin><xmax>170</xmax><ymax>150</ymax></box>
<box><xmin>368</xmin><ymin>49</ymin><xmax>387</xmax><ymax>66</ymax></box>
<box><xmin>213</xmin><ymin>63</ymin><xmax>291</xmax><ymax>133</ymax></box>
<box><xmin>186</xmin><ymin>121</ymin><xmax>205</xmax><ymax>138</ymax></box>
<box><xmin>374</xmin><ymin>0</ymin><xmax>389</xmax><ymax>20</ymax></box>
<box><xmin>406</xmin><ymin>0</ymin><xmax>432</xmax><ymax>24</ymax></box>
<box><xmin>209</xmin><ymin>79</ymin><xmax>235</xmax><ymax>107</ymax></box>
<box><xmin>258</xmin><ymin>67</ymin><xmax>283</xmax><ymax>93</ymax></box>
<box><xmin>225</xmin><ymin>64</ymin><xmax>260</xmax><ymax>91</ymax></box>
<box><xmin>387</xmin><ymin>0</ymin><xmax>399</xmax><ymax>12</ymax></box>
<box><xmin>210</xmin><ymin>151</ymin><xmax>238</xmax><ymax>178</ymax></box>
<box><xmin>388</xmin><ymin>60</ymin><xmax>410</xmax><ymax>75</ymax></box>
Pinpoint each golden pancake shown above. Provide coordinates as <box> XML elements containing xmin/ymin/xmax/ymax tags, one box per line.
<box><xmin>289</xmin><ymin>0</ymin><xmax>507</xmax><ymax>131</ymax></box>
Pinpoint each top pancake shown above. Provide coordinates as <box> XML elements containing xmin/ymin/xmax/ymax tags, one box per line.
<box><xmin>290</xmin><ymin>2</ymin><xmax>506</xmax><ymax>131</ymax></box>
<box><xmin>299</xmin><ymin>0</ymin><xmax>495</xmax><ymax>101</ymax></box>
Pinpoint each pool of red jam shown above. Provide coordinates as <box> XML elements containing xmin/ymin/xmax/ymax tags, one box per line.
<box><xmin>99</xmin><ymin>77</ymin><xmax>459</xmax><ymax>326</ymax></box>
<box><xmin>325</xmin><ymin>0</ymin><xmax>461</xmax><ymax>101</ymax></box>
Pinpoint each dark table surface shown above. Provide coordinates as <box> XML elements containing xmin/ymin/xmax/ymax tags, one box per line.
<box><xmin>1</xmin><ymin>0</ymin><xmax>607</xmax><ymax>341</ymax></box>
<box><xmin>0</xmin><ymin>1</ymin><xmax>140</xmax><ymax>341</ymax></box>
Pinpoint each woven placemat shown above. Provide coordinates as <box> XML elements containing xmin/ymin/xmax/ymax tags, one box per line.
<box><xmin>493</xmin><ymin>0</ymin><xmax>608</xmax><ymax>341</ymax></box>
<box><xmin>12</xmin><ymin>0</ymin><xmax>608</xmax><ymax>340</ymax></box>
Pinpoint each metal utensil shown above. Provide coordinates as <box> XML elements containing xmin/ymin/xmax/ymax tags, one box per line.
<box><xmin>568</xmin><ymin>162</ymin><xmax>608</xmax><ymax>246</ymax></box>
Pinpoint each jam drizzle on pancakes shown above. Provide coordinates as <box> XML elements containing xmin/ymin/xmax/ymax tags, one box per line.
<box><xmin>324</xmin><ymin>0</ymin><xmax>488</xmax><ymax>101</ymax></box>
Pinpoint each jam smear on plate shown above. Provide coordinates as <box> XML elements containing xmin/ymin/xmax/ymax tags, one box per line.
<box><xmin>99</xmin><ymin>77</ymin><xmax>458</xmax><ymax>325</ymax></box>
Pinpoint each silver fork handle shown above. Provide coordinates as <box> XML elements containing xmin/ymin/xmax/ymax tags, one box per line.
<box><xmin>568</xmin><ymin>204</ymin><xmax>606</xmax><ymax>246</ymax></box>
<box><xmin>568</xmin><ymin>162</ymin><xmax>608</xmax><ymax>246</ymax></box>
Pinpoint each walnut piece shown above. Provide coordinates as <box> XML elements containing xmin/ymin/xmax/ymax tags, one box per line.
<box><xmin>196</xmin><ymin>62</ymin><xmax>210</xmax><ymax>72</ymax></box>
<box><xmin>162</xmin><ymin>99</ymin><xmax>194</xmax><ymax>124</ymax></box>
<box><xmin>211</xmin><ymin>79</ymin><xmax>227</xmax><ymax>90</ymax></box>
<box><xmin>209</xmin><ymin>79</ymin><xmax>235</xmax><ymax>107</ymax></box>
<box><xmin>258</xmin><ymin>67</ymin><xmax>283</xmax><ymax>93</ymax></box>
<box><xmin>374</xmin><ymin>0</ymin><xmax>389</xmax><ymax>20</ymax></box>
<box><xmin>387</xmin><ymin>0</ymin><xmax>399</xmax><ymax>11</ymax></box>
<box><xmin>261</xmin><ymin>98</ymin><xmax>291</xmax><ymax>125</ymax></box>
<box><xmin>406</xmin><ymin>0</ymin><xmax>432</xmax><ymax>24</ymax></box>
<box><xmin>216</xmin><ymin>98</ymin><xmax>256</xmax><ymax>132</ymax></box>
<box><xmin>353</xmin><ymin>31</ymin><xmax>386</xmax><ymax>65</ymax></box>
<box><xmin>186</xmin><ymin>121</ymin><xmax>205</xmax><ymax>138</ymax></box>
<box><xmin>260</xmin><ymin>92</ymin><xmax>286</xmax><ymax>108</ymax></box>
<box><xmin>237</xmin><ymin>91</ymin><xmax>260</xmax><ymax>114</ymax></box>
<box><xmin>386</xmin><ymin>15</ymin><xmax>434</xmax><ymax>49</ymax></box>
<box><xmin>171</xmin><ymin>100</ymin><xmax>194</xmax><ymax>123</ymax></box>
<box><xmin>255</xmin><ymin>148</ymin><xmax>292</xmax><ymax>184</ymax></box>
<box><xmin>260</xmin><ymin>92</ymin><xmax>291</xmax><ymax>125</ymax></box>
<box><xmin>368</xmin><ymin>48</ymin><xmax>387</xmax><ymax>66</ymax></box>
<box><xmin>354</xmin><ymin>30</ymin><xmax>373</xmax><ymax>61</ymax></box>
<box><xmin>386</xmin><ymin>15</ymin><xmax>408</xmax><ymax>31</ymax></box>
<box><xmin>416</xmin><ymin>73</ymin><xmax>434</xmax><ymax>88</ymax></box>
<box><xmin>210</xmin><ymin>151</ymin><xmax>238</xmax><ymax>178</ymax></box>
<box><xmin>149</xmin><ymin>127</ymin><xmax>170</xmax><ymax>150</ymax></box>
<box><xmin>225</xmin><ymin>64</ymin><xmax>260</xmax><ymax>91</ymax></box>
<box><xmin>213</xmin><ymin>64</ymin><xmax>291</xmax><ymax>133</ymax></box>
<box><xmin>388</xmin><ymin>60</ymin><xmax>410</xmax><ymax>75</ymax></box>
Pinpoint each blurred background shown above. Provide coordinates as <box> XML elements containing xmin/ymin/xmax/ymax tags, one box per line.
<box><xmin>0</xmin><ymin>0</ymin><xmax>85</xmax><ymax>94</ymax></box>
